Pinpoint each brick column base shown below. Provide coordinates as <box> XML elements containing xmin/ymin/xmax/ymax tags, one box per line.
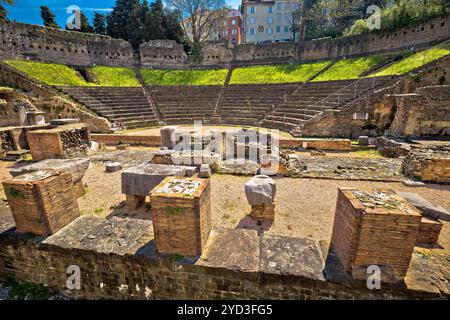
<box><xmin>250</xmin><ymin>204</ymin><xmax>275</xmax><ymax>221</ymax></box>
<box><xmin>126</xmin><ymin>195</ymin><xmax>146</xmax><ymax>209</ymax></box>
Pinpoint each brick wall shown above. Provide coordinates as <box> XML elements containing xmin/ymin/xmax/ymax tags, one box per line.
<box><xmin>0</xmin><ymin>223</ymin><xmax>447</xmax><ymax>300</ymax></box>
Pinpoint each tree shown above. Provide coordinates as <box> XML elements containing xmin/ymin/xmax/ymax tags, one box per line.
<box><xmin>144</xmin><ymin>0</ymin><xmax>166</xmax><ymax>40</ymax></box>
<box><xmin>106</xmin><ymin>0</ymin><xmax>141</xmax><ymax>47</ymax></box>
<box><xmin>79</xmin><ymin>12</ymin><xmax>94</xmax><ymax>33</ymax></box>
<box><xmin>93</xmin><ymin>12</ymin><xmax>107</xmax><ymax>34</ymax></box>
<box><xmin>40</xmin><ymin>6</ymin><xmax>60</xmax><ymax>29</ymax></box>
<box><xmin>291</xmin><ymin>0</ymin><xmax>320</xmax><ymax>41</ymax></box>
<box><xmin>166</xmin><ymin>0</ymin><xmax>227</xmax><ymax>55</ymax></box>
<box><xmin>0</xmin><ymin>0</ymin><xmax>12</xmax><ymax>22</ymax></box>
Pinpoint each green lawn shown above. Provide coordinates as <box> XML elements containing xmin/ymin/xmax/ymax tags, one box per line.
<box><xmin>230</xmin><ymin>62</ymin><xmax>330</xmax><ymax>84</ymax></box>
<box><xmin>140</xmin><ymin>68</ymin><xmax>228</xmax><ymax>86</ymax></box>
<box><xmin>369</xmin><ymin>46</ymin><xmax>450</xmax><ymax>77</ymax></box>
<box><xmin>5</xmin><ymin>60</ymin><xmax>91</xmax><ymax>86</ymax></box>
<box><xmin>313</xmin><ymin>55</ymin><xmax>385</xmax><ymax>82</ymax></box>
<box><xmin>90</xmin><ymin>66</ymin><xmax>141</xmax><ymax>86</ymax></box>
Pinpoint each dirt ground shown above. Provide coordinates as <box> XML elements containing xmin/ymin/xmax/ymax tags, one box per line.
<box><xmin>119</xmin><ymin>125</ymin><xmax>295</xmax><ymax>139</ymax></box>
<box><xmin>1</xmin><ymin>160</ymin><xmax>449</xmax><ymax>249</ymax></box>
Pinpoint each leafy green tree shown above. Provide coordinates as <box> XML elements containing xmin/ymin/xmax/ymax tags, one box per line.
<box><xmin>93</xmin><ymin>12</ymin><xmax>107</xmax><ymax>34</ymax></box>
<box><xmin>40</xmin><ymin>6</ymin><xmax>60</xmax><ymax>29</ymax></box>
<box><xmin>106</xmin><ymin>0</ymin><xmax>141</xmax><ymax>47</ymax></box>
<box><xmin>79</xmin><ymin>12</ymin><xmax>94</xmax><ymax>33</ymax></box>
<box><xmin>0</xmin><ymin>0</ymin><xmax>12</xmax><ymax>21</ymax></box>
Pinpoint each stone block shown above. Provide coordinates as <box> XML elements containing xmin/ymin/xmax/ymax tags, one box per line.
<box><xmin>199</xmin><ymin>164</ymin><xmax>211</xmax><ymax>178</ymax></box>
<box><xmin>106</xmin><ymin>162</ymin><xmax>122</xmax><ymax>172</ymax></box>
<box><xmin>126</xmin><ymin>194</ymin><xmax>146</xmax><ymax>210</ymax></box>
<box><xmin>9</xmin><ymin>158</ymin><xmax>90</xmax><ymax>183</ymax></box>
<box><xmin>358</xmin><ymin>136</ymin><xmax>370</xmax><ymax>146</ymax></box>
<box><xmin>198</xmin><ymin>228</ymin><xmax>259</xmax><ymax>272</ymax></box>
<box><xmin>116</xmin><ymin>144</ymin><xmax>129</xmax><ymax>151</ymax></box>
<box><xmin>150</xmin><ymin>177</ymin><xmax>211</xmax><ymax>257</ymax></box>
<box><xmin>245</xmin><ymin>175</ymin><xmax>276</xmax><ymax>206</ymax></box>
<box><xmin>121</xmin><ymin>163</ymin><xmax>186</xmax><ymax>196</ymax></box>
<box><xmin>396</xmin><ymin>191</ymin><xmax>450</xmax><ymax>221</ymax></box>
<box><xmin>259</xmin><ymin>235</ymin><xmax>325</xmax><ymax>280</ymax></box>
<box><xmin>2</xmin><ymin>170</ymin><xmax>80</xmax><ymax>236</ymax></box>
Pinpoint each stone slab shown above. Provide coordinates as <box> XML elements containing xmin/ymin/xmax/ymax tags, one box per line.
<box><xmin>198</xmin><ymin>228</ymin><xmax>259</xmax><ymax>272</ymax></box>
<box><xmin>397</xmin><ymin>191</ymin><xmax>450</xmax><ymax>222</ymax></box>
<box><xmin>121</xmin><ymin>163</ymin><xmax>187</xmax><ymax>196</ymax></box>
<box><xmin>9</xmin><ymin>158</ymin><xmax>90</xmax><ymax>183</ymax></box>
<box><xmin>259</xmin><ymin>235</ymin><xmax>325</xmax><ymax>281</ymax></box>
<box><xmin>49</xmin><ymin>118</ymin><xmax>80</xmax><ymax>125</ymax></box>
<box><xmin>43</xmin><ymin>216</ymin><xmax>153</xmax><ymax>256</ymax></box>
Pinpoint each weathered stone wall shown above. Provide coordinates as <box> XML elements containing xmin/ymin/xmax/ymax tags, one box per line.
<box><xmin>3</xmin><ymin>14</ymin><xmax>449</xmax><ymax>69</ymax></box>
<box><xmin>0</xmin><ymin>62</ymin><xmax>111</xmax><ymax>133</ymax></box>
<box><xmin>140</xmin><ymin>40</ymin><xmax>187</xmax><ymax>68</ymax></box>
<box><xmin>297</xmin><ymin>15</ymin><xmax>450</xmax><ymax>61</ymax></box>
<box><xmin>0</xmin><ymin>21</ymin><xmax>135</xmax><ymax>67</ymax></box>
<box><xmin>387</xmin><ymin>86</ymin><xmax>450</xmax><ymax>137</ymax></box>
<box><xmin>302</xmin><ymin>55</ymin><xmax>450</xmax><ymax>139</ymax></box>
<box><xmin>0</xmin><ymin>215</ymin><xmax>448</xmax><ymax>300</ymax></box>
<box><xmin>402</xmin><ymin>147</ymin><xmax>450</xmax><ymax>183</ymax></box>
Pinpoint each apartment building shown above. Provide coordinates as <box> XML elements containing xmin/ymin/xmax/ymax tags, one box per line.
<box><xmin>218</xmin><ymin>9</ymin><xmax>244</xmax><ymax>46</ymax></box>
<box><xmin>241</xmin><ymin>0</ymin><xmax>300</xmax><ymax>43</ymax></box>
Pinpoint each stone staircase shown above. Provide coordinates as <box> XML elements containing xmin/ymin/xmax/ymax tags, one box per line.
<box><xmin>219</xmin><ymin>83</ymin><xmax>298</xmax><ymax>126</ymax></box>
<box><xmin>60</xmin><ymin>86</ymin><xmax>159</xmax><ymax>129</ymax></box>
<box><xmin>146</xmin><ymin>86</ymin><xmax>223</xmax><ymax>125</ymax></box>
<box><xmin>262</xmin><ymin>76</ymin><xmax>399</xmax><ymax>134</ymax></box>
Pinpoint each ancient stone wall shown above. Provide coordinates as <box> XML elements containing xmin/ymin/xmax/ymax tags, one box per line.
<box><xmin>3</xmin><ymin>14</ymin><xmax>449</xmax><ymax>69</ymax></box>
<box><xmin>387</xmin><ymin>86</ymin><xmax>450</xmax><ymax>137</ymax></box>
<box><xmin>0</xmin><ymin>218</ymin><xmax>447</xmax><ymax>300</ymax></box>
<box><xmin>139</xmin><ymin>40</ymin><xmax>187</xmax><ymax>68</ymax></box>
<box><xmin>0</xmin><ymin>21</ymin><xmax>135</xmax><ymax>67</ymax></box>
<box><xmin>297</xmin><ymin>15</ymin><xmax>450</xmax><ymax>61</ymax></box>
<box><xmin>302</xmin><ymin>55</ymin><xmax>450</xmax><ymax>139</ymax></box>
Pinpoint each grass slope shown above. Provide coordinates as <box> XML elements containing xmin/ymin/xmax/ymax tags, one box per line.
<box><xmin>230</xmin><ymin>61</ymin><xmax>330</xmax><ymax>84</ymax></box>
<box><xmin>369</xmin><ymin>46</ymin><xmax>450</xmax><ymax>77</ymax></box>
<box><xmin>5</xmin><ymin>60</ymin><xmax>91</xmax><ymax>86</ymax></box>
<box><xmin>313</xmin><ymin>55</ymin><xmax>385</xmax><ymax>82</ymax></box>
<box><xmin>91</xmin><ymin>66</ymin><xmax>141</xmax><ymax>86</ymax></box>
<box><xmin>140</xmin><ymin>69</ymin><xmax>228</xmax><ymax>86</ymax></box>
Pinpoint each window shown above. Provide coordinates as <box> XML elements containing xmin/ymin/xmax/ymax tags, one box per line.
<box><xmin>232</xmin><ymin>29</ymin><xmax>237</xmax><ymax>35</ymax></box>
<box><xmin>250</xmin><ymin>17</ymin><xmax>255</xmax><ymax>24</ymax></box>
<box><xmin>267</xmin><ymin>17</ymin><xmax>273</xmax><ymax>24</ymax></box>
<box><xmin>284</xmin><ymin>25</ymin><xmax>289</xmax><ymax>33</ymax></box>
<box><xmin>249</xmin><ymin>28</ymin><xmax>255</xmax><ymax>35</ymax></box>
<box><xmin>267</xmin><ymin>6</ymin><xmax>273</xmax><ymax>13</ymax></box>
<box><xmin>267</xmin><ymin>28</ymin><xmax>273</xmax><ymax>35</ymax></box>
<box><xmin>276</xmin><ymin>26</ymin><xmax>281</xmax><ymax>33</ymax></box>
<box><xmin>223</xmin><ymin>21</ymin><xmax>227</xmax><ymax>26</ymax></box>
<box><xmin>250</xmin><ymin>7</ymin><xmax>255</xmax><ymax>14</ymax></box>
<box><xmin>258</xmin><ymin>25</ymin><xmax>264</xmax><ymax>32</ymax></box>
<box><xmin>277</xmin><ymin>3</ymin><xmax>282</xmax><ymax>10</ymax></box>
<box><xmin>232</xmin><ymin>19</ymin><xmax>236</xmax><ymax>25</ymax></box>
<box><xmin>223</xmin><ymin>30</ymin><xmax>227</xmax><ymax>36</ymax></box>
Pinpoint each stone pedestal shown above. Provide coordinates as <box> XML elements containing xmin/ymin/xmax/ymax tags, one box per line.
<box><xmin>2</xmin><ymin>170</ymin><xmax>80</xmax><ymax>236</ymax></box>
<box><xmin>358</xmin><ymin>136</ymin><xmax>370</xmax><ymax>146</ymax></box>
<box><xmin>331</xmin><ymin>188</ymin><xmax>422</xmax><ymax>283</ymax></box>
<box><xmin>150</xmin><ymin>177</ymin><xmax>211</xmax><ymax>257</ymax></box>
<box><xmin>245</xmin><ymin>175</ymin><xmax>276</xmax><ymax>221</ymax></box>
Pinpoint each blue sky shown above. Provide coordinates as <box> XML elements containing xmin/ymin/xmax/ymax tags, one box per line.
<box><xmin>4</xmin><ymin>0</ymin><xmax>241</xmax><ymax>27</ymax></box>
